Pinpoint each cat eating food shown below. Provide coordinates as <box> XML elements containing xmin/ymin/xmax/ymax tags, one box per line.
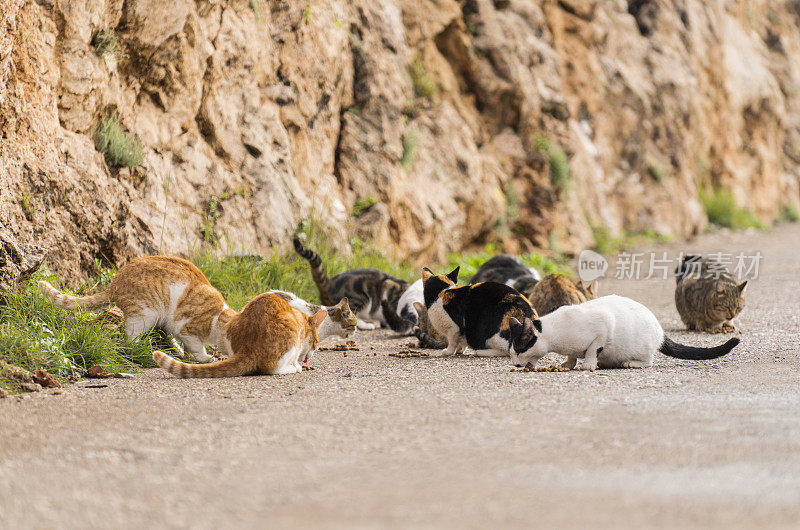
<box><xmin>380</xmin><ymin>278</ymin><xmax>423</xmax><ymax>335</ymax></box>
<box><xmin>268</xmin><ymin>290</ymin><xmax>357</xmax><ymax>340</ymax></box>
<box><xmin>423</xmin><ymin>266</ymin><xmax>537</xmax><ymax>357</ymax></box>
<box><xmin>293</xmin><ymin>236</ymin><xmax>408</xmax><ymax>330</ymax></box>
<box><xmin>509</xmin><ymin>294</ymin><xmax>741</xmax><ymax>371</ymax></box>
<box><xmin>153</xmin><ymin>293</ymin><xmax>327</xmax><ymax>378</ymax></box>
<box><xmin>675</xmin><ymin>255</ymin><xmax>746</xmax><ymax>333</ymax></box>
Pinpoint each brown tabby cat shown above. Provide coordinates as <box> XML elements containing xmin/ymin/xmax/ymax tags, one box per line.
<box><xmin>527</xmin><ymin>274</ymin><xmax>597</xmax><ymax>316</ymax></box>
<box><xmin>154</xmin><ymin>293</ymin><xmax>327</xmax><ymax>378</ymax></box>
<box><xmin>675</xmin><ymin>255</ymin><xmax>746</xmax><ymax>333</ymax></box>
<box><xmin>38</xmin><ymin>256</ymin><xmax>326</xmax><ymax>371</ymax></box>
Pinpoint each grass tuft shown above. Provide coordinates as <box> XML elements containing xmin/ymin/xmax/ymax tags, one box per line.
<box><xmin>351</xmin><ymin>197</ymin><xmax>378</xmax><ymax>217</ymax></box>
<box><xmin>536</xmin><ymin>138</ymin><xmax>570</xmax><ymax>191</ymax></box>
<box><xmin>776</xmin><ymin>205</ymin><xmax>800</xmax><ymax>223</ymax></box>
<box><xmin>408</xmin><ymin>59</ymin><xmax>438</xmax><ymax>98</ymax></box>
<box><xmin>94</xmin><ymin>115</ymin><xmax>144</xmax><ymax>169</ymax></box>
<box><xmin>401</xmin><ymin>128</ymin><xmax>419</xmax><ymax>169</ymax></box>
<box><xmin>92</xmin><ymin>28</ymin><xmax>121</xmax><ymax>56</ymax></box>
<box><xmin>591</xmin><ymin>225</ymin><xmax>673</xmax><ymax>255</ymax></box>
<box><xmin>446</xmin><ymin>244</ymin><xmax>570</xmax><ymax>280</ymax></box>
<box><xmin>699</xmin><ymin>187</ymin><xmax>765</xmax><ymax>230</ymax></box>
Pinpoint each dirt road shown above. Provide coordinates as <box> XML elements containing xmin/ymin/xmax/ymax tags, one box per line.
<box><xmin>2</xmin><ymin>225</ymin><xmax>799</xmax><ymax>529</ymax></box>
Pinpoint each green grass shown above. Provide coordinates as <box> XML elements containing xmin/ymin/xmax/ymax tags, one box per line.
<box><xmin>777</xmin><ymin>205</ymin><xmax>800</xmax><ymax>223</ymax></box>
<box><xmin>446</xmin><ymin>244</ymin><xmax>571</xmax><ymax>280</ymax></box>
<box><xmin>401</xmin><ymin>128</ymin><xmax>419</xmax><ymax>169</ymax></box>
<box><xmin>408</xmin><ymin>59</ymin><xmax>438</xmax><ymax>98</ymax></box>
<box><xmin>647</xmin><ymin>164</ymin><xmax>666</xmax><ymax>183</ymax></box>
<box><xmin>94</xmin><ymin>115</ymin><xmax>144</xmax><ymax>168</ymax></box>
<box><xmin>699</xmin><ymin>187</ymin><xmax>765</xmax><ymax>230</ymax></box>
<box><xmin>351</xmin><ymin>197</ymin><xmax>378</xmax><ymax>217</ymax></box>
<box><xmin>92</xmin><ymin>28</ymin><xmax>121</xmax><ymax>56</ymax></box>
<box><xmin>249</xmin><ymin>0</ymin><xmax>261</xmax><ymax>21</ymax></box>
<box><xmin>591</xmin><ymin>225</ymin><xmax>673</xmax><ymax>255</ymax></box>
<box><xmin>0</xmin><ymin>270</ymin><xmax>172</xmax><ymax>392</ymax></box>
<box><xmin>536</xmin><ymin>138</ymin><xmax>570</xmax><ymax>191</ymax></box>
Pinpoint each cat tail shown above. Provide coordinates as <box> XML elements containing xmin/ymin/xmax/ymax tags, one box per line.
<box><xmin>292</xmin><ymin>236</ymin><xmax>334</xmax><ymax>305</ymax></box>
<box><xmin>659</xmin><ymin>336</ymin><xmax>740</xmax><ymax>360</ymax></box>
<box><xmin>153</xmin><ymin>351</ymin><xmax>254</xmax><ymax>378</ymax></box>
<box><xmin>38</xmin><ymin>280</ymin><xmax>112</xmax><ymax>310</ymax></box>
<box><xmin>380</xmin><ymin>299</ymin><xmax>415</xmax><ymax>334</ymax></box>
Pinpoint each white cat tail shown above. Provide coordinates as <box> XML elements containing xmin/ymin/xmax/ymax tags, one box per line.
<box><xmin>153</xmin><ymin>350</ymin><xmax>253</xmax><ymax>378</ymax></box>
<box><xmin>38</xmin><ymin>281</ymin><xmax>112</xmax><ymax>310</ymax></box>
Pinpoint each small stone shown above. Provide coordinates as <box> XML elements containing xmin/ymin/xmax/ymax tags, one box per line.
<box><xmin>49</xmin><ymin>388</ymin><xmax>64</xmax><ymax>395</ymax></box>
<box><xmin>33</xmin><ymin>369</ymin><xmax>61</xmax><ymax>388</ymax></box>
<box><xmin>0</xmin><ymin>388</ymin><xmax>8</xmax><ymax>398</ymax></box>
<box><xmin>86</xmin><ymin>365</ymin><xmax>112</xmax><ymax>378</ymax></box>
<box><xmin>113</xmin><ymin>372</ymin><xmax>134</xmax><ymax>379</ymax></box>
<box><xmin>21</xmin><ymin>382</ymin><xmax>42</xmax><ymax>392</ymax></box>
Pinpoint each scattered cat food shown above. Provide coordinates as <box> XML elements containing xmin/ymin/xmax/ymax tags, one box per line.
<box><xmin>302</xmin><ymin>365</ymin><xmax>315</xmax><ymax>371</ymax></box>
<box><xmin>511</xmin><ymin>365</ymin><xmax>571</xmax><ymax>373</ymax></box>
<box><xmin>32</xmin><ymin>369</ymin><xmax>61</xmax><ymax>388</ymax></box>
<box><xmin>319</xmin><ymin>340</ymin><xmax>359</xmax><ymax>351</ymax></box>
<box><xmin>389</xmin><ymin>350</ymin><xmax>429</xmax><ymax>358</ymax></box>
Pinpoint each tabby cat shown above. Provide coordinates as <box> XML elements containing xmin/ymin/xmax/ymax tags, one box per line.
<box><xmin>427</xmin><ymin>276</ymin><xmax>538</xmax><ymax>357</ymax></box>
<box><xmin>268</xmin><ymin>290</ymin><xmax>357</xmax><ymax>340</ymax></box>
<box><xmin>154</xmin><ymin>293</ymin><xmax>327</xmax><ymax>378</ymax></box>
<box><xmin>293</xmin><ymin>236</ymin><xmax>408</xmax><ymax>329</ymax></box>
<box><xmin>675</xmin><ymin>255</ymin><xmax>746</xmax><ymax>333</ymax></box>
<box><xmin>527</xmin><ymin>274</ymin><xmax>596</xmax><ymax>316</ymax></box>
<box><xmin>469</xmin><ymin>254</ymin><xmax>541</xmax><ymax>298</ymax></box>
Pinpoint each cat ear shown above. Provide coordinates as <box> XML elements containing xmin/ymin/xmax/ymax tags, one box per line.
<box><xmin>413</xmin><ymin>301</ymin><xmax>425</xmax><ymax>317</ymax></box>
<box><xmin>715</xmin><ymin>281</ymin><xmax>726</xmax><ymax>293</ymax></box>
<box><xmin>508</xmin><ymin>317</ymin><xmax>523</xmax><ymax>335</ymax></box>
<box><xmin>585</xmin><ymin>281</ymin><xmax>597</xmax><ymax>297</ymax></box>
<box><xmin>532</xmin><ymin>319</ymin><xmax>542</xmax><ymax>333</ymax></box>
<box><xmin>422</xmin><ymin>268</ymin><xmax>434</xmax><ymax>282</ymax></box>
<box><xmin>337</xmin><ymin>297</ymin><xmax>350</xmax><ymax>309</ymax></box>
<box><xmin>447</xmin><ymin>266</ymin><xmax>460</xmax><ymax>283</ymax></box>
<box><xmin>309</xmin><ymin>310</ymin><xmax>327</xmax><ymax>328</ymax></box>
<box><xmin>737</xmin><ymin>281</ymin><xmax>748</xmax><ymax>293</ymax></box>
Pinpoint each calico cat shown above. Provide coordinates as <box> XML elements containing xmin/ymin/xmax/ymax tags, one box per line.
<box><xmin>425</xmin><ymin>269</ymin><xmax>537</xmax><ymax>357</ymax></box>
<box><xmin>268</xmin><ymin>291</ymin><xmax>357</xmax><ymax>339</ymax></box>
<box><xmin>527</xmin><ymin>274</ymin><xmax>597</xmax><ymax>316</ymax></box>
<box><xmin>509</xmin><ymin>294</ymin><xmax>740</xmax><ymax>370</ymax></box>
<box><xmin>469</xmin><ymin>254</ymin><xmax>541</xmax><ymax>298</ymax></box>
<box><xmin>39</xmin><ymin>256</ymin><xmax>235</xmax><ymax>363</ymax></box>
<box><xmin>153</xmin><ymin>292</ymin><xmax>327</xmax><ymax>378</ymax></box>
<box><xmin>675</xmin><ymin>255</ymin><xmax>746</xmax><ymax>333</ymax></box>
<box><xmin>293</xmin><ymin>236</ymin><xmax>408</xmax><ymax>330</ymax></box>
<box><xmin>380</xmin><ymin>278</ymin><xmax>423</xmax><ymax>335</ymax></box>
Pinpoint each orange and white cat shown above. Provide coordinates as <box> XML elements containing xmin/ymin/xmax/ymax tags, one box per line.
<box><xmin>154</xmin><ymin>292</ymin><xmax>326</xmax><ymax>378</ymax></box>
<box><xmin>38</xmin><ymin>256</ymin><xmax>326</xmax><ymax>377</ymax></box>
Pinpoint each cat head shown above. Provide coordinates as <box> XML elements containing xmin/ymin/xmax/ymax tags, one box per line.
<box><xmin>421</xmin><ymin>266</ymin><xmax>460</xmax><ymax>308</ymax></box>
<box><xmin>300</xmin><ymin>309</ymin><xmax>329</xmax><ymax>363</ymax></box>
<box><xmin>508</xmin><ymin>317</ymin><xmax>544</xmax><ymax>367</ymax></box>
<box><xmin>710</xmin><ymin>280</ymin><xmax>747</xmax><ymax>321</ymax></box>
<box><xmin>512</xmin><ymin>277</ymin><xmax>538</xmax><ymax>299</ymax></box>
<box><xmin>325</xmin><ymin>297</ymin><xmax>357</xmax><ymax>338</ymax></box>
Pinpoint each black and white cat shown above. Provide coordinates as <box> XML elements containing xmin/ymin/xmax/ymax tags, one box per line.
<box><xmin>508</xmin><ymin>294</ymin><xmax>741</xmax><ymax>370</ymax></box>
<box><xmin>293</xmin><ymin>237</ymin><xmax>407</xmax><ymax>330</ymax></box>
<box><xmin>380</xmin><ymin>278</ymin><xmax>423</xmax><ymax>335</ymax></box>
<box><xmin>469</xmin><ymin>255</ymin><xmax>541</xmax><ymax>298</ymax></box>
<box><xmin>423</xmin><ymin>268</ymin><xmax>536</xmax><ymax>357</ymax></box>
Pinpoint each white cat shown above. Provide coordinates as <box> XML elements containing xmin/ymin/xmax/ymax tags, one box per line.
<box><xmin>509</xmin><ymin>295</ymin><xmax>740</xmax><ymax>370</ymax></box>
<box><xmin>380</xmin><ymin>278</ymin><xmax>424</xmax><ymax>335</ymax></box>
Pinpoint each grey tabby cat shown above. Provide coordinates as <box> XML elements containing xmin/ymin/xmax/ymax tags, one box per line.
<box><xmin>675</xmin><ymin>255</ymin><xmax>746</xmax><ymax>333</ymax></box>
<box><xmin>293</xmin><ymin>236</ymin><xmax>408</xmax><ymax>330</ymax></box>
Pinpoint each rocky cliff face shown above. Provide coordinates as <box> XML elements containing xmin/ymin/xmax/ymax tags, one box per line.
<box><xmin>1</xmin><ymin>0</ymin><xmax>799</xmax><ymax>281</ymax></box>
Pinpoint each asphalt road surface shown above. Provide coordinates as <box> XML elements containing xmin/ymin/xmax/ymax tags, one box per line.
<box><xmin>1</xmin><ymin>224</ymin><xmax>799</xmax><ymax>529</ymax></box>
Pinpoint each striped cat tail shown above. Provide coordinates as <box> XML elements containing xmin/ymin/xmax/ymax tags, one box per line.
<box><xmin>38</xmin><ymin>281</ymin><xmax>112</xmax><ymax>310</ymax></box>
<box><xmin>153</xmin><ymin>351</ymin><xmax>254</xmax><ymax>378</ymax></box>
<box><xmin>292</xmin><ymin>236</ymin><xmax>334</xmax><ymax>305</ymax></box>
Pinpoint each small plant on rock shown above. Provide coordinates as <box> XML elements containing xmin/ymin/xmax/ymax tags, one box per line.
<box><xmin>94</xmin><ymin>115</ymin><xmax>144</xmax><ymax>169</ymax></box>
